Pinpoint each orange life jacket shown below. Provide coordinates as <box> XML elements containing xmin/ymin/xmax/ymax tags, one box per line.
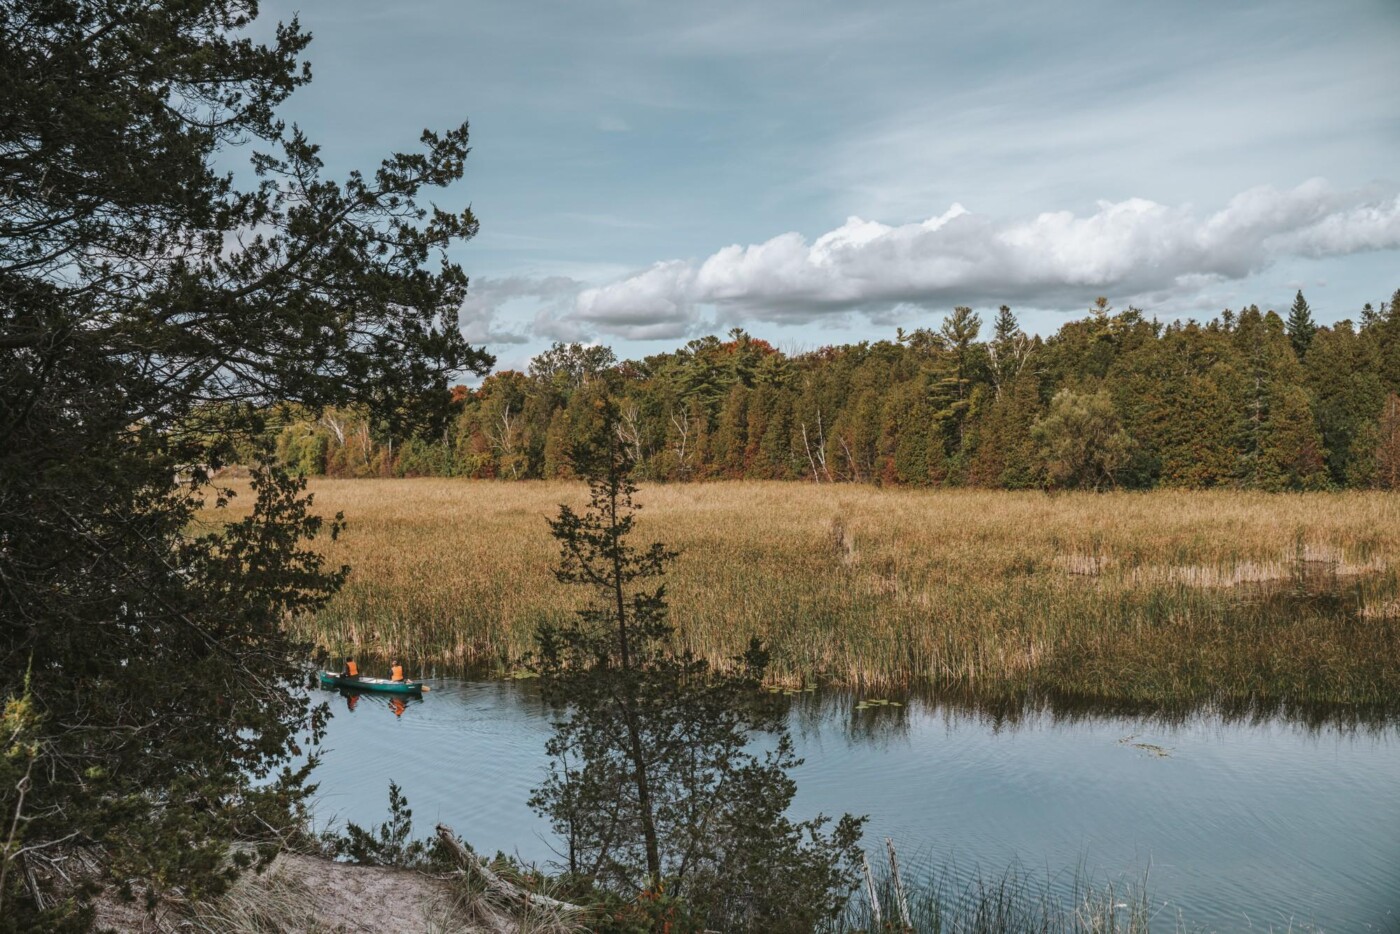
<box><xmin>390</xmin><ymin>664</ymin><xmax>404</xmax><ymax>682</ymax></box>
<box><xmin>346</xmin><ymin>660</ymin><xmax>359</xmax><ymax>677</ymax></box>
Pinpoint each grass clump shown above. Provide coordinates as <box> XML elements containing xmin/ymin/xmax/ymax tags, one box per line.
<box><xmin>837</xmin><ymin>861</ymin><xmax>1158</xmax><ymax>934</ymax></box>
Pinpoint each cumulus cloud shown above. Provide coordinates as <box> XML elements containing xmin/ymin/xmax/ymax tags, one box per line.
<box><xmin>566</xmin><ymin>180</ymin><xmax>1400</xmax><ymax>336</ymax></box>
<box><xmin>574</xmin><ymin>260</ymin><xmax>699</xmax><ymax>340</ymax></box>
<box><xmin>458</xmin><ymin>275</ymin><xmax>582</xmax><ymax>344</ymax></box>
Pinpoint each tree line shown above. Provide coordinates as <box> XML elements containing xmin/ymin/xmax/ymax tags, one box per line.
<box><xmin>274</xmin><ymin>291</ymin><xmax>1400</xmax><ymax>491</ymax></box>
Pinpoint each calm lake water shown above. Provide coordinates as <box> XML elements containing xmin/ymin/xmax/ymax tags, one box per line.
<box><xmin>308</xmin><ymin>679</ymin><xmax>1399</xmax><ymax>932</ymax></box>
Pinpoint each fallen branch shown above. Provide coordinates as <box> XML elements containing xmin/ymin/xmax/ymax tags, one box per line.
<box><xmin>886</xmin><ymin>837</ymin><xmax>912</xmax><ymax>931</ymax></box>
<box><xmin>861</xmin><ymin>849</ymin><xmax>881</xmax><ymax>926</ymax></box>
<box><xmin>435</xmin><ymin>824</ymin><xmax>583</xmax><ymax>914</ymax></box>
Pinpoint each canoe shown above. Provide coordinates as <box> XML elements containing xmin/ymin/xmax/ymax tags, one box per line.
<box><xmin>319</xmin><ymin>671</ymin><xmax>424</xmax><ymax>695</ymax></box>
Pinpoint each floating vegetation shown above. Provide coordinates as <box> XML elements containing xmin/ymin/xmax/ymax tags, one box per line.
<box><xmin>855</xmin><ymin>698</ymin><xmax>904</xmax><ymax>710</ymax></box>
<box><xmin>1118</xmin><ymin>734</ymin><xmax>1172</xmax><ymax>758</ymax></box>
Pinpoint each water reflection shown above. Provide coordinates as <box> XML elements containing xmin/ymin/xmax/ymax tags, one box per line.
<box><xmin>330</xmin><ymin>687</ymin><xmax>426</xmax><ymax>719</ymax></box>
<box><xmin>310</xmin><ymin>676</ymin><xmax>1400</xmax><ymax>933</ymax></box>
<box><xmin>780</xmin><ymin>683</ymin><xmax>1398</xmax><ymax>745</ymax></box>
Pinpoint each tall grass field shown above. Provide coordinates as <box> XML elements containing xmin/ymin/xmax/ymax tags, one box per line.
<box><xmin>206</xmin><ymin>479</ymin><xmax>1400</xmax><ymax>711</ymax></box>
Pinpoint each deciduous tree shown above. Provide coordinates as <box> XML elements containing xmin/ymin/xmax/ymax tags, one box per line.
<box><xmin>1032</xmin><ymin>389</ymin><xmax>1135</xmax><ymax>490</ymax></box>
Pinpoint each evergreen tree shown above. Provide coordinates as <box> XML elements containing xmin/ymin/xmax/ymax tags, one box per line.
<box><xmin>758</xmin><ymin>393</ymin><xmax>797</xmax><ymax>479</ymax></box>
<box><xmin>1234</xmin><ymin>307</ymin><xmax>1328</xmax><ymax>489</ymax></box>
<box><xmin>1</xmin><ymin>1</ymin><xmax>490</xmax><ymax>923</ymax></box>
<box><xmin>1286</xmin><ymin>290</ymin><xmax>1318</xmax><ymax>358</ymax></box>
<box><xmin>742</xmin><ymin>383</ymin><xmax>774</xmax><ymax>473</ymax></box>
<box><xmin>993</xmin><ymin>304</ymin><xmax>1020</xmax><ymax>344</ymax></box>
<box><xmin>1155</xmin><ymin>370</ymin><xmax>1239</xmax><ymax>487</ymax></box>
<box><xmin>941</xmin><ymin>305</ymin><xmax>983</xmax><ymax>400</ymax></box>
<box><xmin>881</xmin><ymin>380</ymin><xmax>933</xmax><ymax>484</ymax></box>
<box><xmin>1256</xmin><ymin>384</ymin><xmax>1329</xmax><ymax>490</ymax></box>
<box><xmin>831</xmin><ymin>389</ymin><xmax>882</xmax><ymax>482</ymax></box>
<box><xmin>966</xmin><ymin>370</ymin><xmax>1041</xmax><ymax>488</ymax></box>
<box><xmin>712</xmin><ymin>384</ymin><xmax>751</xmax><ymax>478</ymax></box>
<box><xmin>988</xmin><ymin>305</ymin><xmax>1032</xmax><ymax>400</ymax></box>
<box><xmin>1377</xmin><ymin>290</ymin><xmax>1400</xmax><ymax>394</ymax></box>
<box><xmin>675</xmin><ymin>335</ymin><xmax>732</xmax><ymax>415</ymax></box>
<box><xmin>530</xmin><ymin>406</ymin><xmax>863</xmax><ymax>929</ymax></box>
<box><xmin>1372</xmin><ymin>394</ymin><xmax>1400</xmax><ymax>490</ymax></box>
<box><xmin>1304</xmin><ymin>324</ymin><xmax>1386</xmax><ymax>485</ymax></box>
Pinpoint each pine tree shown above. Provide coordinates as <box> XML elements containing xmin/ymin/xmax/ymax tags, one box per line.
<box><xmin>989</xmin><ymin>305</ymin><xmax>1032</xmax><ymax>400</ymax></box>
<box><xmin>1</xmin><ymin>1</ymin><xmax>491</xmax><ymax>922</ymax></box>
<box><xmin>940</xmin><ymin>306</ymin><xmax>983</xmax><ymax>400</ymax></box>
<box><xmin>1286</xmin><ymin>290</ymin><xmax>1318</xmax><ymax>358</ymax></box>
<box><xmin>993</xmin><ymin>304</ymin><xmax>1020</xmax><ymax>344</ymax></box>
<box><xmin>530</xmin><ymin>408</ymin><xmax>863</xmax><ymax>928</ymax></box>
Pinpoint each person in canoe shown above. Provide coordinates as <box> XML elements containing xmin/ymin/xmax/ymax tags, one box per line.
<box><xmin>340</xmin><ymin>657</ymin><xmax>360</xmax><ymax>679</ymax></box>
<box><xmin>389</xmin><ymin>660</ymin><xmax>405</xmax><ymax>682</ymax></box>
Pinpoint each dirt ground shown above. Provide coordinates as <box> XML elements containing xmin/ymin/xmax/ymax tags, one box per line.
<box><xmin>93</xmin><ymin>852</ymin><xmax>513</xmax><ymax>933</ymax></box>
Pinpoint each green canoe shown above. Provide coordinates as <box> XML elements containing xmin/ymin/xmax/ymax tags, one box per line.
<box><xmin>319</xmin><ymin>671</ymin><xmax>424</xmax><ymax>695</ymax></box>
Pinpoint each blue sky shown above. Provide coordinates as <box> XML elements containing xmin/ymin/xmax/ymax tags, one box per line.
<box><xmin>258</xmin><ymin>0</ymin><xmax>1400</xmax><ymax>371</ymax></box>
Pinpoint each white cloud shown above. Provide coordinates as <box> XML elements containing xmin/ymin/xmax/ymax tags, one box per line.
<box><xmin>531</xmin><ymin>307</ymin><xmax>593</xmax><ymax>344</ymax></box>
<box><xmin>458</xmin><ymin>275</ymin><xmax>581</xmax><ymax>344</ymax></box>
<box><xmin>573</xmin><ymin>260</ymin><xmax>701</xmax><ymax>339</ymax></box>
<box><xmin>562</xmin><ymin>181</ymin><xmax>1400</xmax><ymax>335</ymax></box>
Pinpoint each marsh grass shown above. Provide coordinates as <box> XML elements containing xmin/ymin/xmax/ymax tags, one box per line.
<box><xmin>836</xmin><ymin>860</ymin><xmax>1158</xmax><ymax>934</ymax></box>
<box><xmin>203</xmin><ymin>480</ymin><xmax>1400</xmax><ymax>710</ymax></box>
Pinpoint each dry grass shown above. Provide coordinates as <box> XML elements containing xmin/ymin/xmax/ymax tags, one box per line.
<box><xmin>203</xmin><ymin>479</ymin><xmax>1400</xmax><ymax>710</ymax></box>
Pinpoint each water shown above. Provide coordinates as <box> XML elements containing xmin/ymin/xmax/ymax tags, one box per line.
<box><xmin>308</xmin><ymin>680</ymin><xmax>1400</xmax><ymax>932</ymax></box>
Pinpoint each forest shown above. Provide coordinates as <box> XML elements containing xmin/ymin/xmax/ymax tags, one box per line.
<box><xmin>272</xmin><ymin>292</ymin><xmax>1400</xmax><ymax>491</ymax></box>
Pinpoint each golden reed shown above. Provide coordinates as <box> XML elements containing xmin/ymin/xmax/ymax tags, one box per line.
<box><xmin>203</xmin><ymin>479</ymin><xmax>1400</xmax><ymax>708</ymax></box>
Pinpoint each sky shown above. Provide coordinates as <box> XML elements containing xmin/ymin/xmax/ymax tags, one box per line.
<box><xmin>256</xmin><ymin>0</ymin><xmax>1400</xmax><ymax>373</ymax></box>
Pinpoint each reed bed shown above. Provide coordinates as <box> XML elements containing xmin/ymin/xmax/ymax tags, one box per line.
<box><xmin>203</xmin><ymin>479</ymin><xmax>1400</xmax><ymax>710</ymax></box>
<box><xmin>836</xmin><ymin>859</ymin><xmax>1158</xmax><ymax>934</ymax></box>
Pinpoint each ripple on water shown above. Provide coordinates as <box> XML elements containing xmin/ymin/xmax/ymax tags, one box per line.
<box><xmin>311</xmin><ymin>681</ymin><xmax>1400</xmax><ymax>933</ymax></box>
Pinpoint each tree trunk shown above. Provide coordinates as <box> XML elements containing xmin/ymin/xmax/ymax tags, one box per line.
<box><xmin>608</xmin><ymin>469</ymin><xmax>662</xmax><ymax>886</ymax></box>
